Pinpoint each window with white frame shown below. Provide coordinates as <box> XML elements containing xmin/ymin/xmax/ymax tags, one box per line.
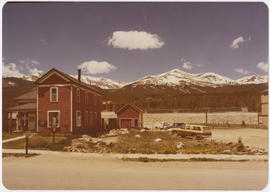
<box><xmin>85</xmin><ymin>93</ymin><xmax>88</xmax><ymax>104</ymax></box>
<box><xmin>76</xmin><ymin>110</ymin><xmax>81</xmax><ymax>127</ymax></box>
<box><xmin>85</xmin><ymin>111</ymin><xmax>89</xmax><ymax>126</ymax></box>
<box><xmin>47</xmin><ymin>111</ymin><xmax>60</xmax><ymax>128</ymax></box>
<box><xmin>76</xmin><ymin>88</ymin><xmax>80</xmax><ymax>103</ymax></box>
<box><xmin>50</xmin><ymin>87</ymin><xmax>58</xmax><ymax>102</ymax></box>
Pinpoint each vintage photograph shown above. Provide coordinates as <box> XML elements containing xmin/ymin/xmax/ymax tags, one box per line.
<box><xmin>2</xmin><ymin>2</ymin><xmax>269</xmax><ymax>190</ymax></box>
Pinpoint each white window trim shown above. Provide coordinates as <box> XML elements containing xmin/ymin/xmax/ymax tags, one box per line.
<box><xmin>76</xmin><ymin>110</ymin><xmax>81</xmax><ymax>127</ymax></box>
<box><xmin>47</xmin><ymin>110</ymin><xmax>60</xmax><ymax>128</ymax></box>
<box><xmin>50</xmin><ymin>87</ymin><xmax>58</xmax><ymax>102</ymax></box>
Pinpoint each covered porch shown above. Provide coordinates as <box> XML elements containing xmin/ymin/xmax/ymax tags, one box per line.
<box><xmin>8</xmin><ymin>103</ymin><xmax>37</xmax><ymax>133</ymax></box>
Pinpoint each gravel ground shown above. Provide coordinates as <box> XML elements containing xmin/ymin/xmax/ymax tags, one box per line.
<box><xmin>212</xmin><ymin>128</ymin><xmax>268</xmax><ymax>149</ymax></box>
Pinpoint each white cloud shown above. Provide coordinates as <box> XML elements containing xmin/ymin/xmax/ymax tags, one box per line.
<box><xmin>234</xmin><ymin>68</ymin><xmax>250</xmax><ymax>75</ymax></box>
<box><xmin>230</xmin><ymin>36</ymin><xmax>250</xmax><ymax>49</ymax></box>
<box><xmin>2</xmin><ymin>63</ymin><xmax>25</xmax><ymax>78</ymax></box>
<box><xmin>29</xmin><ymin>68</ymin><xmax>44</xmax><ymax>76</ymax></box>
<box><xmin>19</xmin><ymin>59</ymin><xmax>40</xmax><ymax>65</ymax></box>
<box><xmin>31</xmin><ymin>60</ymin><xmax>40</xmax><ymax>65</ymax></box>
<box><xmin>107</xmin><ymin>31</ymin><xmax>164</xmax><ymax>50</ymax></box>
<box><xmin>3</xmin><ymin>58</ymin><xmax>43</xmax><ymax>77</ymax></box>
<box><xmin>181</xmin><ymin>58</ymin><xmax>204</xmax><ymax>70</ymax></box>
<box><xmin>182</xmin><ymin>62</ymin><xmax>193</xmax><ymax>70</ymax></box>
<box><xmin>78</xmin><ymin>60</ymin><xmax>117</xmax><ymax>75</ymax></box>
<box><xmin>257</xmin><ymin>62</ymin><xmax>268</xmax><ymax>73</ymax></box>
<box><xmin>181</xmin><ymin>58</ymin><xmax>196</xmax><ymax>70</ymax></box>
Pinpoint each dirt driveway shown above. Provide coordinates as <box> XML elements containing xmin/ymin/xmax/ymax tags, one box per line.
<box><xmin>212</xmin><ymin>128</ymin><xmax>268</xmax><ymax>149</ymax></box>
<box><xmin>2</xmin><ymin>153</ymin><xmax>268</xmax><ymax>190</ymax></box>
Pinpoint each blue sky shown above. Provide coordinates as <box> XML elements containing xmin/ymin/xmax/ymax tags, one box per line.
<box><xmin>2</xmin><ymin>2</ymin><xmax>268</xmax><ymax>82</ymax></box>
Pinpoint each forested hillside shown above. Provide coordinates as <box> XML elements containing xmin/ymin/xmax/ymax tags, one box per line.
<box><xmin>102</xmin><ymin>84</ymin><xmax>268</xmax><ymax>112</ymax></box>
<box><xmin>2</xmin><ymin>77</ymin><xmax>268</xmax><ymax>114</ymax></box>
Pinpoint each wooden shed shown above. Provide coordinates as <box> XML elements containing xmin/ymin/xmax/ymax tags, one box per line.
<box><xmin>116</xmin><ymin>104</ymin><xmax>143</xmax><ymax>129</ymax></box>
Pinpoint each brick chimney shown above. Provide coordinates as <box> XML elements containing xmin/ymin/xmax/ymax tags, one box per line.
<box><xmin>78</xmin><ymin>69</ymin><xmax>81</xmax><ymax>82</ymax></box>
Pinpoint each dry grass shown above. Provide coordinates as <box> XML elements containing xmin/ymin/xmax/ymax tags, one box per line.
<box><xmin>121</xmin><ymin>157</ymin><xmax>252</xmax><ymax>162</ymax></box>
<box><xmin>2</xmin><ymin>135</ymin><xmax>80</xmax><ymax>151</ymax></box>
<box><xmin>107</xmin><ymin>130</ymin><xmax>251</xmax><ymax>154</ymax></box>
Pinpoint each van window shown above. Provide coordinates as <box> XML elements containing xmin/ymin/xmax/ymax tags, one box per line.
<box><xmin>192</xmin><ymin>126</ymin><xmax>201</xmax><ymax>131</ymax></box>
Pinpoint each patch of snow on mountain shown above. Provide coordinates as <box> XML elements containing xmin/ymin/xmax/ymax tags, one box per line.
<box><xmin>8</xmin><ymin>81</ymin><xmax>16</xmax><ymax>86</ymax></box>
<box><xmin>72</xmin><ymin>75</ymin><xmax>127</xmax><ymax>89</ymax></box>
<box><xmin>236</xmin><ymin>75</ymin><xmax>268</xmax><ymax>84</ymax></box>
<box><xmin>195</xmin><ymin>72</ymin><xmax>235</xmax><ymax>84</ymax></box>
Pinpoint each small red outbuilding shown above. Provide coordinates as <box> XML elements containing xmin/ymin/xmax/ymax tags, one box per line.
<box><xmin>116</xmin><ymin>104</ymin><xmax>143</xmax><ymax>128</ymax></box>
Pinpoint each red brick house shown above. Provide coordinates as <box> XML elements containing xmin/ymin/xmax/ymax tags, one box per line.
<box><xmin>116</xmin><ymin>103</ymin><xmax>143</xmax><ymax>128</ymax></box>
<box><xmin>35</xmin><ymin>68</ymin><xmax>102</xmax><ymax>134</ymax></box>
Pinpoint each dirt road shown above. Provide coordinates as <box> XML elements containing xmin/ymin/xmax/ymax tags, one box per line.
<box><xmin>2</xmin><ymin>153</ymin><xmax>268</xmax><ymax>190</ymax></box>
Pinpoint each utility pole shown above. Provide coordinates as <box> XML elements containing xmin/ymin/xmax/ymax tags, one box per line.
<box><xmin>205</xmin><ymin>108</ymin><xmax>208</xmax><ymax>125</ymax></box>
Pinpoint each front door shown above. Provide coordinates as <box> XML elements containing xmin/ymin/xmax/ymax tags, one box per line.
<box><xmin>28</xmin><ymin>113</ymin><xmax>36</xmax><ymax>131</ymax></box>
<box><xmin>121</xmin><ymin>119</ymin><xmax>131</xmax><ymax>128</ymax></box>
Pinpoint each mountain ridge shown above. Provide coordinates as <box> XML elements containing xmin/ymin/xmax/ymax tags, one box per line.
<box><xmin>3</xmin><ymin>68</ymin><xmax>268</xmax><ymax>89</ymax></box>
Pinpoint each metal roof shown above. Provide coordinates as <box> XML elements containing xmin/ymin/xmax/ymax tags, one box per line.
<box><xmin>8</xmin><ymin>103</ymin><xmax>37</xmax><ymax>112</ymax></box>
<box><xmin>15</xmin><ymin>89</ymin><xmax>37</xmax><ymax>100</ymax></box>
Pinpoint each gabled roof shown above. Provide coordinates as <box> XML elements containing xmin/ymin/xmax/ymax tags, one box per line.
<box><xmin>35</xmin><ymin>68</ymin><xmax>101</xmax><ymax>94</ymax></box>
<box><xmin>116</xmin><ymin>103</ymin><xmax>143</xmax><ymax>114</ymax></box>
<box><xmin>15</xmin><ymin>89</ymin><xmax>37</xmax><ymax>101</ymax></box>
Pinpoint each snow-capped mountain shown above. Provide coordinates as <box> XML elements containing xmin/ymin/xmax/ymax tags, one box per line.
<box><xmin>4</xmin><ymin>68</ymin><xmax>267</xmax><ymax>89</ymax></box>
<box><xmin>21</xmin><ymin>74</ymin><xmax>40</xmax><ymax>81</ymax></box>
<box><xmin>131</xmin><ymin>69</ymin><xmax>237</xmax><ymax>87</ymax></box>
<box><xmin>128</xmin><ymin>69</ymin><xmax>267</xmax><ymax>88</ymax></box>
<box><xmin>236</xmin><ymin>75</ymin><xmax>268</xmax><ymax>84</ymax></box>
<box><xmin>72</xmin><ymin>75</ymin><xmax>127</xmax><ymax>89</ymax></box>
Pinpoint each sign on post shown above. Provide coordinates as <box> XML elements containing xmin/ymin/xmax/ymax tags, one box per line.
<box><xmin>24</xmin><ymin>131</ymin><xmax>31</xmax><ymax>155</ymax></box>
